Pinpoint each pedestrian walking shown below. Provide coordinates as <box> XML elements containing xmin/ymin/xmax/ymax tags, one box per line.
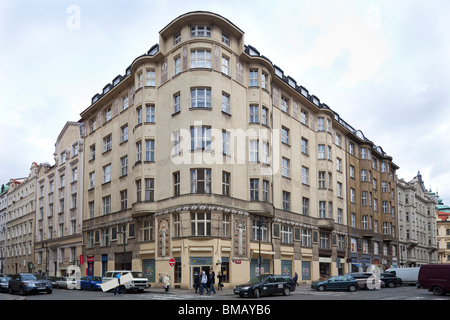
<box><xmin>114</xmin><ymin>273</ymin><xmax>122</xmax><ymax>296</ymax></box>
<box><xmin>293</xmin><ymin>272</ymin><xmax>299</xmax><ymax>286</ymax></box>
<box><xmin>208</xmin><ymin>270</ymin><xmax>216</xmax><ymax>295</ymax></box>
<box><xmin>193</xmin><ymin>272</ymin><xmax>200</xmax><ymax>293</ymax></box>
<box><xmin>200</xmin><ymin>271</ymin><xmax>208</xmax><ymax>295</ymax></box>
<box><xmin>163</xmin><ymin>273</ymin><xmax>171</xmax><ymax>293</ymax></box>
<box><xmin>217</xmin><ymin>271</ymin><xmax>223</xmax><ymax>291</ymax></box>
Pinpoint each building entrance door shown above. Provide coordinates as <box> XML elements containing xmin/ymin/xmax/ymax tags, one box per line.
<box><xmin>191</xmin><ymin>266</ymin><xmax>210</xmax><ymax>288</ymax></box>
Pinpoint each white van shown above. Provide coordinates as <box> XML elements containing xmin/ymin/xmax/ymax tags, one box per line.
<box><xmin>386</xmin><ymin>267</ymin><xmax>420</xmax><ymax>285</ymax></box>
<box><xmin>102</xmin><ymin>270</ymin><xmax>149</xmax><ymax>293</ymax></box>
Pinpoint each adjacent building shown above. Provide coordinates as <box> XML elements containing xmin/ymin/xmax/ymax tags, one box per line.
<box><xmin>78</xmin><ymin>11</ymin><xmax>399</xmax><ymax>288</ymax></box>
<box><xmin>33</xmin><ymin>121</ymin><xmax>85</xmax><ymax>276</ymax></box>
<box><xmin>397</xmin><ymin>171</ymin><xmax>438</xmax><ymax>267</ymax></box>
<box><xmin>3</xmin><ymin>165</ymin><xmax>37</xmax><ymax>274</ymax></box>
<box><xmin>435</xmin><ymin>198</ymin><xmax>450</xmax><ymax>264</ymax></box>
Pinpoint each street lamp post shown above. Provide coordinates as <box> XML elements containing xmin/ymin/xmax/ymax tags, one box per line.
<box><xmin>118</xmin><ymin>226</ymin><xmax>126</xmax><ymax>270</ymax></box>
<box><xmin>258</xmin><ymin>217</ymin><xmax>266</xmax><ymax>276</ymax></box>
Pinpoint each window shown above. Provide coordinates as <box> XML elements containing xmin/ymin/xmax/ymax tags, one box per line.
<box><xmin>191</xmin><ymin>49</ymin><xmax>211</xmax><ymax>68</ymax></box>
<box><xmin>145</xmin><ymin>178</ymin><xmax>154</xmax><ymax>202</ymax></box>
<box><xmin>222</xmin><ymin>130</ymin><xmax>231</xmax><ymax>155</ymax></box>
<box><xmin>281</xmin><ymin>97</ymin><xmax>289</xmax><ymax>113</ymax></box>
<box><xmin>252</xmin><ymin>219</ymin><xmax>267</xmax><ymax>241</ymax></box>
<box><xmin>302</xmin><ymin>197</ymin><xmax>309</xmax><ymax>216</ymax></box>
<box><xmin>262</xmin><ymin>107</ymin><xmax>268</xmax><ymax>126</ymax></box>
<box><xmin>222</xmin><ymin>171</ymin><xmax>230</xmax><ymax>196</ymax></box>
<box><xmin>102</xmin><ymin>195</ymin><xmax>111</xmax><ymax>215</ymax></box>
<box><xmin>122</xmin><ymin>95</ymin><xmax>129</xmax><ymax>111</ymax></box>
<box><xmin>173</xmin><ymin>172</ymin><xmax>180</xmax><ymax>196</ymax></box>
<box><xmin>101</xmin><ymin>228</ymin><xmax>110</xmax><ymax>246</ymax></box>
<box><xmin>222</xmin><ymin>56</ymin><xmax>230</xmax><ymax>75</ymax></box>
<box><xmin>319</xmin><ymin>201</ymin><xmax>326</xmax><ymax>218</ymax></box>
<box><xmin>281</xmin><ymin>127</ymin><xmax>289</xmax><ymax>144</ymax></box>
<box><xmin>263</xmin><ymin>180</ymin><xmax>269</xmax><ymax>202</ymax></box>
<box><xmin>190</xmin><ymin>169</ymin><xmax>211</xmax><ymax>194</ymax></box>
<box><xmin>103</xmin><ymin>135</ymin><xmax>112</xmax><ymax>152</ymax></box>
<box><xmin>89</xmin><ymin>144</ymin><xmax>95</xmax><ymax>161</ymax></box>
<box><xmin>191</xmin><ymin>88</ymin><xmax>211</xmax><ymax>108</ymax></box>
<box><xmin>136</xmin><ymin>141</ymin><xmax>142</xmax><ymax>162</ymax></box>
<box><xmin>222</xmin><ymin>214</ymin><xmax>231</xmax><ymax>237</ymax></box>
<box><xmin>121</xmin><ymin>125</ymin><xmax>128</xmax><ymax>143</ymax></box>
<box><xmin>262</xmin><ymin>141</ymin><xmax>269</xmax><ymax>164</ymax></box>
<box><xmin>302</xmin><ymin>166</ymin><xmax>309</xmax><ymax>185</ymax></box>
<box><xmin>174</xmin><ymin>93</ymin><xmax>181</xmax><ymax>113</ymax></box>
<box><xmin>320</xmin><ymin>232</ymin><xmax>330</xmax><ymax>249</ymax></box>
<box><xmin>140</xmin><ymin>219</ymin><xmax>154</xmax><ymax>241</ymax></box>
<box><xmin>173</xmin><ymin>214</ymin><xmax>181</xmax><ymax>237</ymax></box>
<box><xmin>191</xmin><ymin>212</ymin><xmax>211</xmax><ymax>236</ymax></box>
<box><xmin>282</xmin><ymin>158</ymin><xmax>290</xmax><ymax>178</ymax></box>
<box><xmin>145</xmin><ymin>105</ymin><xmax>155</xmax><ymax>123</ymax></box>
<box><xmin>120</xmin><ymin>190</ymin><xmax>127</xmax><ymax>210</ymax></box>
<box><xmin>89</xmin><ymin>172</ymin><xmax>95</xmax><ymax>189</ymax></box>
<box><xmin>261</xmin><ymin>72</ymin><xmax>268</xmax><ymax>90</ymax></box>
<box><xmin>301</xmin><ymin>228</ymin><xmax>311</xmax><ymax>247</ymax></box>
<box><xmin>146</xmin><ymin>70</ymin><xmax>156</xmax><ymax>86</ymax></box>
<box><xmin>249</xmin><ymin>105</ymin><xmax>259</xmax><ymax>123</ymax></box>
<box><xmin>191</xmin><ymin>126</ymin><xmax>211</xmax><ymax>151</ymax></box>
<box><xmin>301</xmin><ymin>110</ymin><xmax>308</xmax><ymax>125</ymax></box>
<box><xmin>281</xmin><ymin>224</ymin><xmax>293</xmax><ymax>244</ymax></box>
<box><xmin>318</xmin><ymin>171</ymin><xmax>325</xmax><ymax>189</ymax></box>
<box><xmin>172</xmin><ymin>130</ymin><xmax>181</xmax><ymax>156</ymax></box>
<box><xmin>104</xmin><ymin>107</ymin><xmax>112</xmax><ymax>122</ymax></box>
<box><xmin>145</xmin><ymin>140</ymin><xmax>155</xmax><ymax>162</ymax></box>
<box><xmin>136</xmin><ymin>180</ymin><xmax>141</xmax><ymax>202</ymax></box>
<box><xmin>249</xmin><ymin>139</ymin><xmax>259</xmax><ymax>162</ymax></box>
<box><xmin>318</xmin><ymin>145</ymin><xmax>325</xmax><ymax>159</ymax></box>
<box><xmin>317</xmin><ymin>117</ymin><xmax>325</xmax><ymax>131</ymax></box>
<box><xmin>120</xmin><ymin>156</ymin><xmax>128</xmax><ymax>177</ymax></box>
<box><xmin>301</xmin><ymin>138</ymin><xmax>308</xmax><ymax>154</ymax></box>
<box><xmin>174</xmin><ymin>32</ymin><xmax>181</xmax><ymax>45</ymax></box>
<box><xmin>137</xmin><ymin>72</ymin><xmax>143</xmax><ymax>88</ymax></box>
<box><xmin>222</xmin><ymin>32</ymin><xmax>230</xmax><ymax>45</ymax></box>
<box><xmin>249</xmin><ymin>69</ymin><xmax>258</xmax><ymax>87</ymax></box>
<box><xmin>103</xmin><ymin>164</ymin><xmax>111</xmax><ymax>183</ymax></box>
<box><xmin>282</xmin><ymin>191</ymin><xmax>290</xmax><ymax>211</ymax></box>
<box><xmin>250</xmin><ymin>179</ymin><xmax>259</xmax><ymax>201</ymax></box>
<box><xmin>222</xmin><ymin>92</ymin><xmax>230</xmax><ymax>113</ymax></box>
<box><xmin>191</xmin><ymin>25</ymin><xmax>211</xmax><ymax>37</ymax></box>
<box><xmin>137</xmin><ymin>107</ymin><xmax>142</xmax><ymax>125</ymax></box>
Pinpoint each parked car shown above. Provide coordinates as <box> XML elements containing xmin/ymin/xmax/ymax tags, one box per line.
<box><xmin>79</xmin><ymin>276</ymin><xmax>102</xmax><ymax>290</ymax></box>
<box><xmin>380</xmin><ymin>273</ymin><xmax>401</xmax><ymax>288</ymax></box>
<box><xmin>418</xmin><ymin>264</ymin><xmax>450</xmax><ymax>296</ymax></box>
<box><xmin>386</xmin><ymin>267</ymin><xmax>420</xmax><ymax>285</ymax></box>
<box><xmin>345</xmin><ymin>272</ymin><xmax>382</xmax><ymax>290</ymax></box>
<box><xmin>234</xmin><ymin>274</ymin><xmax>295</xmax><ymax>298</ymax></box>
<box><xmin>311</xmin><ymin>275</ymin><xmax>358</xmax><ymax>292</ymax></box>
<box><xmin>102</xmin><ymin>271</ymin><xmax>148</xmax><ymax>293</ymax></box>
<box><xmin>0</xmin><ymin>276</ymin><xmax>11</xmax><ymax>292</ymax></box>
<box><xmin>54</xmin><ymin>276</ymin><xmax>77</xmax><ymax>289</ymax></box>
<box><xmin>8</xmin><ymin>273</ymin><xmax>53</xmax><ymax>295</ymax></box>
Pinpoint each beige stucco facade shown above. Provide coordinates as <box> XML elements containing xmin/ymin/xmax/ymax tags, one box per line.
<box><xmin>34</xmin><ymin>122</ymin><xmax>84</xmax><ymax>276</ymax></box>
<box><xmin>78</xmin><ymin>11</ymin><xmax>399</xmax><ymax>288</ymax></box>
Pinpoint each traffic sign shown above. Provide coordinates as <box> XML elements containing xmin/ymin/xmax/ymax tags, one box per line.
<box><xmin>169</xmin><ymin>258</ymin><xmax>176</xmax><ymax>267</ymax></box>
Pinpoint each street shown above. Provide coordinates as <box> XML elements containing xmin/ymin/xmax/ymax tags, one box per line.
<box><xmin>0</xmin><ymin>284</ymin><xmax>448</xmax><ymax>301</ymax></box>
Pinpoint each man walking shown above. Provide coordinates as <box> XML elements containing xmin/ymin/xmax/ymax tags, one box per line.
<box><xmin>208</xmin><ymin>270</ymin><xmax>216</xmax><ymax>295</ymax></box>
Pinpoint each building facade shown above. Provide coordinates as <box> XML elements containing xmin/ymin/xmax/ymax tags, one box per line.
<box><xmin>435</xmin><ymin>198</ymin><xmax>450</xmax><ymax>264</ymax></box>
<box><xmin>397</xmin><ymin>172</ymin><xmax>438</xmax><ymax>267</ymax></box>
<box><xmin>4</xmin><ymin>165</ymin><xmax>37</xmax><ymax>274</ymax></box>
<box><xmin>0</xmin><ymin>183</ymin><xmax>9</xmax><ymax>273</ymax></box>
<box><xmin>78</xmin><ymin>11</ymin><xmax>399</xmax><ymax>288</ymax></box>
<box><xmin>34</xmin><ymin>122</ymin><xmax>85</xmax><ymax>276</ymax></box>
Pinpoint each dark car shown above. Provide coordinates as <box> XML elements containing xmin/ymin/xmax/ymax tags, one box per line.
<box><xmin>311</xmin><ymin>275</ymin><xmax>358</xmax><ymax>292</ymax></box>
<box><xmin>345</xmin><ymin>272</ymin><xmax>382</xmax><ymax>290</ymax></box>
<box><xmin>380</xmin><ymin>273</ymin><xmax>401</xmax><ymax>288</ymax></box>
<box><xmin>79</xmin><ymin>276</ymin><xmax>102</xmax><ymax>290</ymax></box>
<box><xmin>234</xmin><ymin>274</ymin><xmax>295</xmax><ymax>298</ymax></box>
<box><xmin>8</xmin><ymin>273</ymin><xmax>53</xmax><ymax>295</ymax></box>
<box><xmin>0</xmin><ymin>276</ymin><xmax>11</xmax><ymax>292</ymax></box>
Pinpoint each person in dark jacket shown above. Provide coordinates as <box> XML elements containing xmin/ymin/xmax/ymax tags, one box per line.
<box><xmin>193</xmin><ymin>272</ymin><xmax>200</xmax><ymax>293</ymax></box>
<box><xmin>208</xmin><ymin>270</ymin><xmax>216</xmax><ymax>295</ymax></box>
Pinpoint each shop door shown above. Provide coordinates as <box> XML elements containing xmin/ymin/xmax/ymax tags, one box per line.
<box><xmin>192</xmin><ymin>266</ymin><xmax>210</xmax><ymax>288</ymax></box>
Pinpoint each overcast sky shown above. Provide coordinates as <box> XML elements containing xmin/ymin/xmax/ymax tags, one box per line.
<box><xmin>1</xmin><ymin>0</ymin><xmax>449</xmax><ymax>203</ymax></box>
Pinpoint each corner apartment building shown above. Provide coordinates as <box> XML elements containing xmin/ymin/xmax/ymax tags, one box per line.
<box><xmin>79</xmin><ymin>11</ymin><xmax>399</xmax><ymax>288</ymax></box>
<box><xmin>397</xmin><ymin>172</ymin><xmax>438</xmax><ymax>267</ymax></box>
<box><xmin>0</xmin><ymin>184</ymin><xmax>9</xmax><ymax>273</ymax></box>
<box><xmin>34</xmin><ymin>122</ymin><xmax>85</xmax><ymax>276</ymax></box>
<box><xmin>4</xmin><ymin>165</ymin><xmax>37</xmax><ymax>274</ymax></box>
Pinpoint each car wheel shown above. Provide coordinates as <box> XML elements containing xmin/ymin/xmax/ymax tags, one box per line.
<box><xmin>47</xmin><ymin>289</ymin><xmax>52</xmax><ymax>294</ymax></box>
<box><xmin>432</xmin><ymin>286</ymin><xmax>444</xmax><ymax>296</ymax></box>
<box><xmin>283</xmin><ymin>287</ymin><xmax>290</xmax><ymax>296</ymax></box>
<box><xmin>348</xmin><ymin>285</ymin><xmax>356</xmax><ymax>292</ymax></box>
<box><xmin>19</xmin><ymin>286</ymin><xmax>25</xmax><ymax>296</ymax></box>
<box><xmin>318</xmin><ymin>285</ymin><xmax>325</xmax><ymax>292</ymax></box>
<box><xmin>387</xmin><ymin>281</ymin><xmax>396</xmax><ymax>288</ymax></box>
<box><xmin>9</xmin><ymin>287</ymin><xmax>14</xmax><ymax>295</ymax></box>
<box><xmin>253</xmin><ymin>288</ymin><xmax>260</xmax><ymax>298</ymax></box>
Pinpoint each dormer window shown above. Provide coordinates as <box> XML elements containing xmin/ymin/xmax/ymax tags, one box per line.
<box><xmin>191</xmin><ymin>25</ymin><xmax>211</xmax><ymax>37</ymax></box>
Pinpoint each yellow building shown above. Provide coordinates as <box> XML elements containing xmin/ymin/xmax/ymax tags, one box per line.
<box><xmin>34</xmin><ymin>122</ymin><xmax>85</xmax><ymax>276</ymax></box>
<box><xmin>79</xmin><ymin>11</ymin><xmax>399</xmax><ymax>288</ymax></box>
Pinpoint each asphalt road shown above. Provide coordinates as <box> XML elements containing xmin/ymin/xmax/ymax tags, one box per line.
<box><xmin>1</xmin><ymin>284</ymin><xmax>448</xmax><ymax>301</ymax></box>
